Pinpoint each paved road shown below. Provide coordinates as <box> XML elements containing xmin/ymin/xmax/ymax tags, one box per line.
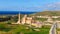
<box><xmin>49</xmin><ymin>22</ymin><xmax>57</xmax><ymax>34</ymax></box>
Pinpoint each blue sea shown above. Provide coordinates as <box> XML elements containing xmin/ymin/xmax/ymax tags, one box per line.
<box><xmin>0</xmin><ymin>11</ymin><xmax>37</xmax><ymax>15</ymax></box>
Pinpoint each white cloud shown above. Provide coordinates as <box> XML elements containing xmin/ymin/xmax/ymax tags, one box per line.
<box><xmin>44</xmin><ymin>2</ymin><xmax>60</xmax><ymax>11</ymax></box>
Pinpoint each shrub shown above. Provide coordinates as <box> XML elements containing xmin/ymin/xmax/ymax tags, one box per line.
<box><xmin>7</xmin><ymin>20</ymin><xmax>11</xmax><ymax>24</ymax></box>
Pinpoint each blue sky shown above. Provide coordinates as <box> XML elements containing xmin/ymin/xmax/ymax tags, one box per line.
<box><xmin>0</xmin><ymin>0</ymin><xmax>60</xmax><ymax>11</ymax></box>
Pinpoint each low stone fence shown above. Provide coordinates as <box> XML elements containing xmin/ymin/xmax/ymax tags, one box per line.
<box><xmin>57</xmin><ymin>23</ymin><xmax>60</xmax><ymax>28</ymax></box>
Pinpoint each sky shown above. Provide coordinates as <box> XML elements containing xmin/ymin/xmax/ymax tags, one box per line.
<box><xmin>0</xmin><ymin>0</ymin><xmax>60</xmax><ymax>11</ymax></box>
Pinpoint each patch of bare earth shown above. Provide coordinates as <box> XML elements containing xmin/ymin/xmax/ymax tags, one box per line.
<box><xmin>57</xmin><ymin>31</ymin><xmax>60</xmax><ymax>34</ymax></box>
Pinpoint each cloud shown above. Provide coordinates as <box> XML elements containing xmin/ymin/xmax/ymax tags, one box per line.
<box><xmin>19</xmin><ymin>6</ymin><xmax>42</xmax><ymax>11</ymax></box>
<box><xmin>43</xmin><ymin>2</ymin><xmax>60</xmax><ymax>11</ymax></box>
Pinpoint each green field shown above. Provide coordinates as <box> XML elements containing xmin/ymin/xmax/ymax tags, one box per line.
<box><xmin>0</xmin><ymin>22</ymin><xmax>50</xmax><ymax>34</ymax></box>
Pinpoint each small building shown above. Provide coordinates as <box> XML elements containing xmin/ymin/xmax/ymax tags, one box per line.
<box><xmin>31</xmin><ymin>21</ymin><xmax>42</xmax><ymax>28</ymax></box>
<box><xmin>25</xmin><ymin>17</ymin><xmax>32</xmax><ymax>24</ymax></box>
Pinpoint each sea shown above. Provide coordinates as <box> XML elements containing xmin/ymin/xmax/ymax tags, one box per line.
<box><xmin>0</xmin><ymin>11</ymin><xmax>37</xmax><ymax>15</ymax></box>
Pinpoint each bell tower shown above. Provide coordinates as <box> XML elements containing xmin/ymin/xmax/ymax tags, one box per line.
<box><xmin>16</xmin><ymin>12</ymin><xmax>21</xmax><ymax>24</ymax></box>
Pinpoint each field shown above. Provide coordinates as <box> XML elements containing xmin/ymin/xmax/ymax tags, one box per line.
<box><xmin>0</xmin><ymin>22</ymin><xmax>50</xmax><ymax>34</ymax></box>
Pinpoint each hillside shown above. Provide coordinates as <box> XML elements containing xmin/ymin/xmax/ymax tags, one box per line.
<box><xmin>32</xmin><ymin>11</ymin><xmax>60</xmax><ymax>16</ymax></box>
<box><xmin>20</xmin><ymin>11</ymin><xmax>60</xmax><ymax>18</ymax></box>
